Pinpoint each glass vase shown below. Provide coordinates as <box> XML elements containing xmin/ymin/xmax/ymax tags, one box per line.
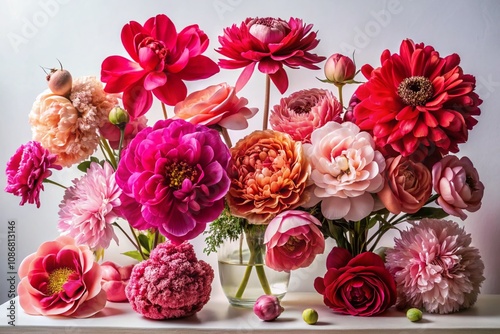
<box><xmin>217</xmin><ymin>225</ymin><xmax>290</xmax><ymax>308</ymax></box>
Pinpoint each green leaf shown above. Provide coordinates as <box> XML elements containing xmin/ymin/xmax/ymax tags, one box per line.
<box><xmin>77</xmin><ymin>161</ymin><xmax>91</xmax><ymax>173</ymax></box>
<box><xmin>203</xmin><ymin>206</ymin><xmax>245</xmax><ymax>256</ymax></box>
<box><xmin>406</xmin><ymin>207</ymin><xmax>449</xmax><ymax>221</ymax></box>
<box><xmin>122</xmin><ymin>250</ymin><xmax>145</xmax><ymax>262</ymax></box>
<box><xmin>138</xmin><ymin>233</ymin><xmax>150</xmax><ymax>252</ymax></box>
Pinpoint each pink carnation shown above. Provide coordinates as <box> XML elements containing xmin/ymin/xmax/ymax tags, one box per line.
<box><xmin>125</xmin><ymin>241</ymin><xmax>214</xmax><ymax>319</ymax></box>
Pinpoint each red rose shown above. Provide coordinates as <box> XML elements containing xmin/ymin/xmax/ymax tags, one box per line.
<box><xmin>314</xmin><ymin>247</ymin><xmax>397</xmax><ymax>316</ymax></box>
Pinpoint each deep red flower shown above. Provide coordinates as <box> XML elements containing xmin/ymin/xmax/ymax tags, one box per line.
<box><xmin>352</xmin><ymin>39</ymin><xmax>481</xmax><ymax>160</ymax></box>
<box><xmin>216</xmin><ymin>17</ymin><xmax>325</xmax><ymax>94</ymax></box>
<box><xmin>101</xmin><ymin>14</ymin><xmax>220</xmax><ymax>118</ymax></box>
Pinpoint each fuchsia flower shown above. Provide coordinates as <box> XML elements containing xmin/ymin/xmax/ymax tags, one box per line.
<box><xmin>17</xmin><ymin>236</ymin><xmax>107</xmax><ymax>318</ymax></box>
<box><xmin>101</xmin><ymin>14</ymin><xmax>220</xmax><ymax>118</ymax></box>
<box><xmin>100</xmin><ymin>261</ymin><xmax>134</xmax><ymax>302</ymax></box>
<box><xmin>5</xmin><ymin>141</ymin><xmax>62</xmax><ymax>208</ymax></box>
<box><xmin>217</xmin><ymin>17</ymin><xmax>325</xmax><ymax>93</ymax></box>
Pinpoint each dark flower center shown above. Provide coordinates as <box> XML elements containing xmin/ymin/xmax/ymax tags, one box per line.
<box><xmin>47</xmin><ymin>267</ymin><xmax>75</xmax><ymax>295</ymax></box>
<box><xmin>165</xmin><ymin>161</ymin><xmax>198</xmax><ymax>189</ymax></box>
<box><xmin>397</xmin><ymin>76</ymin><xmax>434</xmax><ymax>106</ymax></box>
<box><xmin>290</xmin><ymin>100</ymin><xmax>313</xmax><ymax>115</ymax></box>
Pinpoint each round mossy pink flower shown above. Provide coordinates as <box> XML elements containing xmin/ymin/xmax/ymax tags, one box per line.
<box><xmin>125</xmin><ymin>241</ymin><xmax>214</xmax><ymax>319</ymax></box>
<box><xmin>116</xmin><ymin>119</ymin><xmax>231</xmax><ymax>244</ymax></box>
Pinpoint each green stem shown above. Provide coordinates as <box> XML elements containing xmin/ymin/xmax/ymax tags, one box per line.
<box><xmin>43</xmin><ymin>178</ymin><xmax>67</xmax><ymax>189</ymax></box>
<box><xmin>255</xmin><ymin>265</ymin><xmax>272</xmax><ymax>295</ymax></box>
<box><xmin>161</xmin><ymin>102</ymin><xmax>168</xmax><ymax>119</ymax></box>
<box><xmin>117</xmin><ymin>127</ymin><xmax>126</xmax><ymax>164</ymax></box>
<box><xmin>153</xmin><ymin>229</ymin><xmax>160</xmax><ymax>250</ymax></box>
<box><xmin>336</xmin><ymin>83</ymin><xmax>345</xmax><ymax>109</ymax></box>
<box><xmin>101</xmin><ymin>138</ymin><xmax>117</xmax><ymax>169</ymax></box>
<box><xmin>235</xmin><ymin>249</ymin><xmax>254</xmax><ymax>299</ymax></box>
<box><xmin>221</xmin><ymin>126</ymin><xmax>232</xmax><ymax>148</ymax></box>
<box><xmin>129</xmin><ymin>225</ymin><xmax>146</xmax><ymax>260</ymax></box>
<box><xmin>112</xmin><ymin>222</ymin><xmax>140</xmax><ymax>251</ymax></box>
<box><xmin>262</xmin><ymin>75</ymin><xmax>271</xmax><ymax>130</ymax></box>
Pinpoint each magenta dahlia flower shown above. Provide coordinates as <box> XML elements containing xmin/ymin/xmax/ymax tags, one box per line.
<box><xmin>217</xmin><ymin>17</ymin><xmax>325</xmax><ymax>93</ymax></box>
<box><xmin>386</xmin><ymin>219</ymin><xmax>485</xmax><ymax>314</ymax></box>
<box><xmin>352</xmin><ymin>39</ymin><xmax>481</xmax><ymax>159</ymax></box>
<box><xmin>5</xmin><ymin>141</ymin><xmax>62</xmax><ymax>208</ymax></box>
<box><xmin>126</xmin><ymin>241</ymin><xmax>214</xmax><ymax>319</ymax></box>
<box><xmin>101</xmin><ymin>14</ymin><xmax>220</xmax><ymax>118</ymax></box>
<box><xmin>116</xmin><ymin>119</ymin><xmax>231</xmax><ymax>244</ymax></box>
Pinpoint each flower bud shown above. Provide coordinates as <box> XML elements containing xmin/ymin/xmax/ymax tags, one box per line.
<box><xmin>324</xmin><ymin>53</ymin><xmax>356</xmax><ymax>84</ymax></box>
<box><xmin>109</xmin><ymin>106</ymin><xmax>130</xmax><ymax>127</ymax></box>
<box><xmin>302</xmin><ymin>308</ymin><xmax>318</xmax><ymax>325</ymax></box>
<box><xmin>253</xmin><ymin>295</ymin><xmax>284</xmax><ymax>321</ymax></box>
<box><xmin>248</xmin><ymin>17</ymin><xmax>289</xmax><ymax>44</ymax></box>
<box><xmin>406</xmin><ymin>308</ymin><xmax>423</xmax><ymax>322</ymax></box>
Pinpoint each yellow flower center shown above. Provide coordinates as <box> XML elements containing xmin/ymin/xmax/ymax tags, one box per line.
<box><xmin>47</xmin><ymin>267</ymin><xmax>75</xmax><ymax>295</ymax></box>
<box><xmin>165</xmin><ymin>161</ymin><xmax>198</xmax><ymax>189</ymax></box>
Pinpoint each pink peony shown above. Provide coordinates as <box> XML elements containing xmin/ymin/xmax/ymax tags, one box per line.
<box><xmin>265</xmin><ymin>210</ymin><xmax>325</xmax><ymax>272</ymax></box>
<box><xmin>100</xmin><ymin>261</ymin><xmax>134</xmax><ymax>302</ymax></box>
<box><xmin>432</xmin><ymin>155</ymin><xmax>484</xmax><ymax>220</ymax></box>
<box><xmin>5</xmin><ymin>141</ymin><xmax>62</xmax><ymax>208</ymax></box>
<box><xmin>324</xmin><ymin>53</ymin><xmax>356</xmax><ymax>84</ymax></box>
<box><xmin>303</xmin><ymin>121</ymin><xmax>386</xmax><ymax>222</ymax></box>
<box><xmin>17</xmin><ymin>235</ymin><xmax>107</xmax><ymax>318</ymax></box>
<box><xmin>386</xmin><ymin>218</ymin><xmax>485</xmax><ymax>314</ymax></box>
<box><xmin>174</xmin><ymin>83</ymin><xmax>258</xmax><ymax>130</ymax></box>
<box><xmin>116</xmin><ymin>119</ymin><xmax>231</xmax><ymax>244</ymax></box>
<box><xmin>58</xmin><ymin>162</ymin><xmax>121</xmax><ymax>250</ymax></box>
<box><xmin>99</xmin><ymin>114</ymin><xmax>148</xmax><ymax>150</ymax></box>
<box><xmin>270</xmin><ymin>88</ymin><xmax>342</xmax><ymax>143</ymax></box>
<box><xmin>101</xmin><ymin>14</ymin><xmax>220</xmax><ymax>118</ymax></box>
<box><xmin>125</xmin><ymin>241</ymin><xmax>214</xmax><ymax>319</ymax></box>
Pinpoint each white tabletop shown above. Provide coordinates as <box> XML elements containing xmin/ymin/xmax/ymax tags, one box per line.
<box><xmin>1</xmin><ymin>292</ymin><xmax>500</xmax><ymax>333</ymax></box>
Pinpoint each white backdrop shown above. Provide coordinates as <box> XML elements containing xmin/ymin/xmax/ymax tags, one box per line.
<box><xmin>1</xmin><ymin>0</ymin><xmax>499</xmax><ymax>304</ymax></box>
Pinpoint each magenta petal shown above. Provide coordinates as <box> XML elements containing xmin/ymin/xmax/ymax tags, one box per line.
<box><xmin>153</xmin><ymin>75</ymin><xmax>187</xmax><ymax>106</ymax></box>
<box><xmin>153</xmin><ymin>14</ymin><xmax>177</xmax><ymax>49</ymax></box>
<box><xmin>235</xmin><ymin>63</ymin><xmax>256</xmax><ymax>93</ymax></box>
<box><xmin>269</xmin><ymin>68</ymin><xmax>289</xmax><ymax>94</ymax></box>
<box><xmin>326</xmin><ymin>247</ymin><xmax>353</xmax><ymax>269</ymax></box>
<box><xmin>179</xmin><ymin>55</ymin><xmax>220</xmax><ymax>80</ymax></box>
<box><xmin>144</xmin><ymin>71</ymin><xmax>167</xmax><ymax>90</ymax></box>
<box><xmin>123</xmin><ymin>83</ymin><xmax>153</xmax><ymax>118</ymax></box>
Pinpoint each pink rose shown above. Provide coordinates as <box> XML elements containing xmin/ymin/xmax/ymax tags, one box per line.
<box><xmin>100</xmin><ymin>261</ymin><xmax>134</xmax><ymax>302</ymax></box>
<box><xmin>17</xmin><ymin>236</ymin><xmax>107</xmax><ymax>318</ymax></box>
<box><xmin>432</xmin><ymin>155</ymin><xmax>484</xmax><ymax>219</ymax></box>
<box><xmin>324</xmin><ymin>53</ymin><xmax>356</xmax><ymax>84</ymax></box>
<box><xmin>174</xmin><ymin>83</ymin><xmax>258</xmax><ymax>130</ymax></box>
<box><xmin>378</xmin><ymin>155</ymin><xmax>432</xmax><ymax>214</ymax></box>
<box><xmin>265</xmin><ymin>210</ymin><xmax>325</xmax><ymax>272</ymax></box>
<box><xmin>314</xmin><ymin>247</ymin><xmax>397</xmax><ymax>316</ymax></box>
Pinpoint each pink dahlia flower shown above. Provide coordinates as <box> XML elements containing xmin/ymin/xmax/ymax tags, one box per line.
<box><xmin>217</xmin><ymin>17</ymin><xmax>325</xmax><ymax>93</ymax></box>
<box><xmin>58</xmin><ymin>162</ymin><xmax>121</xmax><ymax>250</ymax></box>
<box><xmin>265</xmin><ymin>210</ymin><xmax>325</xmax><ymax>272</ymax></box>
<box><xmin>101</xmin><ymin>14</ymin><xmax>220</xmax><ymax>118</ymax></box>
<box><xmin>303</xmin><ymin>121</ymin><xmax>386</xmax><ymax>222</ymax></box>
<box><xmin>5</xmin><ymin>141</ymin><xmax>62</xmax><ymax>208</ymax></box>
<box><xmin>100</xmin><ymin>261</ymin><xmax>134</xmax><ymax>302</ymax></box>
<box><xmin>116</xmin><ymin>119</ymin><xmax>230</xmax><ymax>244</ymax></box>
<box><xmin>99</xmin><ymin>114</ymin><xmax>148</xmax><ymax>150</ymax></box>
<box><xmin>432</xmin><ymin>155</ymin><xmax>484</xmax><ymax>220</ymax></box>
<box><xmin>17</xmin><ymin>235</ymin><xmax>107</xmax><ymax>318</ymax></box>
<box><xmin>126</xmin><ymin>241</ymin><xmax>214</xmax><ymax>319</ymax></box>
<box><xmin>386</xmin><ymin>218</ymin><xmax>485</xmax><ymax>314</ymax></box>
<box><xmin>270</xmin><ymin>88</ymin><xmax>342</xmax><ymax>143</ymax></box>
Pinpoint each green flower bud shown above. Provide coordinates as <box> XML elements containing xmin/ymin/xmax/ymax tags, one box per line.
<box><xmin>406</xmin><ymin>308</ymin><xmax>423</xmax><ymax>322</ymax></box>
<box><xmin>109</xmin><ymin>106</ymin><xmax>130</xmax><ymax>127</ymax></box>
<box><xmin>302</xmin><ymin>308</ymin><xmax>318</xmax><ymax>325</ymax></box>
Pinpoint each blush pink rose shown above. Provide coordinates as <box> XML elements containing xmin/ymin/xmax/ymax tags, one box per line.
<box><xmin>17</xmin><ymin>236</ymin><xmax>107</xmax><ymax>318</ymax></box>
<box><xmin>100</xmin><ymin>261</ymin><xmax>134</xmax><ymax>302</ymax></box>
<box><xmin>264</xmin><ymin>210</ymin><xmax>325</xmax><ymax>272</ymax></box>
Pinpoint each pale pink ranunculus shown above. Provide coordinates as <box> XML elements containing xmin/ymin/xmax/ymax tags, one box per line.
<box><xmin>432</xmin><ymin>155</ymin><xmax>484</xmax><ymax>220</ymax></box>
<box><xmin>174</xmin><ymin>83</ymin><xmax>258</xmax><ymax>130</ymax></box>
<box><xmin>270</xmin><ymin>88</ymin><xmax>342</xmax><ymax>143</ymax></box>
<box><xmin>264</xmin><ymin>210</ymin><xmax>325</xmax><ymax>272</ymax></box>
<box><xmin>303</xmin><ymin>121</ymin><xmax>386</xmax><ymax>222</ymax></box>
<box><xmin>17</xmin><ymin>235</ymin><xmax>107</xmax><ymax>318</ymax></box>
<box><xmin>100</xmin><ymin>261</ymin><xmax>134</xmax><ymax>302</ymax></box>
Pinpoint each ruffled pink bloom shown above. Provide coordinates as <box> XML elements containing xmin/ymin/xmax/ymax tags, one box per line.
<box><xmin>17</xmin><ymin>235</ymin><xmax>107</xmax><ymax>318</ymax></box>
<box><xmin>432</xmin><ymin>155</ymin><xmax>484</xmax><ymax>220</ymax></box>
<box><xmin>101</xmin><ymin>14</ymin><xmax>220</xmax><ymax>118</ymax></box>
<box><xmin>303</xmin><ymin>121</ymin><xmax>386</xmax><ymax>222</ymax></box>
<box><xmin>324</xmin><ymin>53</ymin><xmax>356</xmax><ymax>84</ymax></box>
<box><xmin>270</xmin><ymin>88</ymin><xmax>342</xmax><ymax>143</ymax></box>
<box><xmin>217</xmin><ymin>17</ymin><xmax>325</xmax><ymax>93</ymax></box>
<box><xmin>58</xmin><ymin>162</ymin><xmax>121</xmax><ymax>250</ymax></box>
<box><xmin>174</xmin><ymin>83</ymin><xmax>258</xmax><ymax>130</ymax></box>
<box><xmin>116</xmin><ymin>119</ymin><xmax>230</xmax><ymax>244</ymax></box>
<box><xmin>5</xmin><ymin>141</ymin><xmax>62</xmax><ymax>208</ymax></box>
<box><xmin>386</xmin><ymin>218</ymin><xmax>485</xmax><ymax>314</ymax></box>
<box><xmin>126</xmin><ymin>241</ymin><xmax>214</xmax><ymax>319</ymax></box>
<box><xmin>265</xmin><ymin>210</ymin><xmax>325</xmax><ymax>272</ymax></box>
<box><xmin>100</xmin><ymin>261</ymin><xmax>134</xmax><ymax>302</ymax></box>
<box><xmin>99</xmin><ymin>114</ymin><xmax>148</xmax><ymax>150</ymax></box>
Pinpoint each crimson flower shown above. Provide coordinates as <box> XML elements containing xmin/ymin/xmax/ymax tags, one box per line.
<box><xmin>352</xmin><ymin>39</ymin><xmax>481</xmax><ymax>159</ymax></box>
<box><xmin>101</xmin><ymin>14</ymin><xmax>220</xmax><ymax>118</ymax></box>
<box><xmin>217</xmin><ymin>17</ymin><xmax>325</xmax><ymax>93</ymax></box>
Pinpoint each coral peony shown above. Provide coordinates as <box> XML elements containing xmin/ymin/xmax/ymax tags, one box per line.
<box><xmin>126</xmin><ymin>241</ymin><xmax>214</xmax><ymax>319</ymax></box>
<box><xmin>5</xmin><ymin>141</ymin><xmax>62</xmax><ymax>208</ymax></box>
<box><xmin>58</xmin><ymin>162</ymin><xmax>121</xmax><ymax>250</ymax></box>
<box><xmin>386</xmin><ymin>219</ymin><xmax>485</xmax><ymax>314</ymax></box>
<box><xmin>17</xmin><ymin>235</ymin><xmax>107</xmax><ymax>318</ymax></box>
<box><xmin>314</xmin><ymin>247</ymin><xmax>397</xmax><ymax>316</ymax></box>
<box><xmin>432</xmin><ymin>155</ymin><xmax>484</xmax><ymax>220</ymax></box>
<box><xmin>217</xmin><ymin>17</ymin><xmax>325</xmax><ymax>93</ymax></box>
<box><xmin>265</xmin><ymin>210</ymin><xmax>325</xmax><ymax>272</ymax></box>
<box><xmin>303</xmin><ymin>121</ymin><xmax>386</xmax><ymax>222</ymax></box>
<box><xmin>101</xmin><ymin>14</ymin><xmax>220</xmax><ymax>118</ymax></box>
<box><xmin>116</xmin><ymin>119</ymin><xmax>230</xmax><ymax>244</ymax></box>
<box><xmin>174</xmin><ymin>83</ymin><xmax>258</xmax><ymax>130</ymax></box>
<box><xmin>270</xmin><ymin>88</ymin><xmax>342</xmax><ymax>143</ymax></box>
<box><xmin>378</xmin><ymin>155</ymin><xmax>432</xmax><ymax>214</ymax></box>
<box><xmin>227</xmin><ymin>130</ymin><xmax>310</xmax><ymax>224</ymax></box>
<box><xmin>352</xmin><ymin>39</ymin><xmax>481</xmax><ymax>159</ymax></box>
<box><xmin>100</xmin><ymin>261</ymin><xmax>134</xmax><ymax>302</ymax></box>
<box><xmin>324</xmin><ymin>53</ymin><xmax>356</xmax><ymax>84</ymax></box>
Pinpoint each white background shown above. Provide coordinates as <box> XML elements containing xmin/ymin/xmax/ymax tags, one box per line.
<box><xmin>1</xmin><ymin>0</ymin><xmax>499</xmax><ymax>304</ymax></box>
